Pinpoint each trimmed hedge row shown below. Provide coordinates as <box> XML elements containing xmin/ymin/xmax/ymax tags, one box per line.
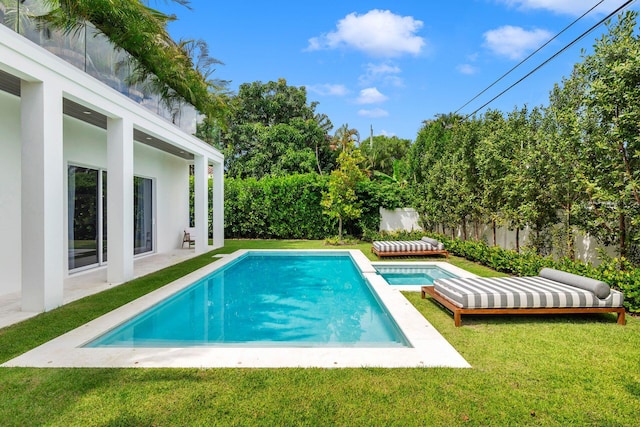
<box><xmin>435</xmin><ymin>234</ymin><xmax>640</xmax><ymax>313</ymax></box>
<box><xmin>224</xmin><ymin>174</ymin><xmax>410</xmax><ymax>240</ymax></box>
<box><xmin>225</xmin><ymin>174</ymin><xmax>333</xmax><ymax>239</ymax></box>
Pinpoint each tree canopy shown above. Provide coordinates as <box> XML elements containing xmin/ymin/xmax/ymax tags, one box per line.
<box><xmin>405</xmin><ymin>11</ymin><xmax>640</xmax><ymax>263</ymax></box>
<box><xmin>222</xmin><ymin>79</ymin><xmax>335</xmax><ymax>178</ymax></box>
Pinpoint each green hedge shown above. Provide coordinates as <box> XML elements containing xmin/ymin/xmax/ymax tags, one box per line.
<box><xmin>223</xmin><ymin>174</ymin><xmax>412</xmax><ymax>240</ymax></box>
<box><xmin>434</xmin><ymin>234</ymin><xmax>640</xmax><ymax>313</ymax></box>
<box><xmin>225</xmin><ymin>174</ymin><xmax>334</xmax><ymax>239</ymax></box>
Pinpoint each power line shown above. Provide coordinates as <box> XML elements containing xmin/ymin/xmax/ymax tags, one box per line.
<box><xmin>463</xmin><ymin>0</ymin><xmax>636</xmax><ymax>119</ymax></box>
<box><xmin>454</xmin><ymin>0</ymin><xmax>607</xmax><ymax>114</ymax></box>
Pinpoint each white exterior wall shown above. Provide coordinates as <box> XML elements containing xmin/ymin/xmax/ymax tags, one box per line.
<box><xmin>379</xmin><ymin>208</ymin><xmax>423</xmax><ymax>232</ymax></box>
<box><xmin>133</xmin><ymin>142</ymin><xmax>189</xmax><ymax>253</ymax></box>
<box><xmin>0</xmin><ymin>91</ymin><xmax>21</xmax><ymax>295</ymax></box>
<box><xmin>0</xmin><ymin>23</ymin><xmax>223</xmax><ymax>310</ymax></box>
<box><xmin>63</xmin><ymin>116</ymin><xmax>190</xmax><ymax>259</ymax></box>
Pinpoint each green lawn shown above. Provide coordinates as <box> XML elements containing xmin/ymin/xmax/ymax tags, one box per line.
<box><xmin>0</xmin><ymin>240</ymin><xmax>638</xmax><ymax>426</ymax></box>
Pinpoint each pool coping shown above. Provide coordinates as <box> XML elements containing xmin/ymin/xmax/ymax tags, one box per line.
<box><xmin>2</xmin><ymin>250</ymin><xmax>471</xmax><ymax>369</ymax></box>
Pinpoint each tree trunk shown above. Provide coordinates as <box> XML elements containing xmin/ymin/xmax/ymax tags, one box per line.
<box><xmin>515</xmin><ymin>228</ymin><xmax>520</xmax><ymax>253</ymax></box>
<box><xmin>315</xmin><ymin>143</ymin><xmax>323</xmax><ymax>175</ymax></box>
<box><xmin>338</xmin><ymin>216</ymin><xmax>343</xmax><ymax>242</ymax></box>
<box><xmin>619</xmin><ymin>212</ymin><xmax>626</xmax><ymax>258</ymax></box>
<box><xmin>462</xmin><ymin>218</ymin><xmax>467</xmax><ymax>241</ymax></box>
<box><xmin>566</xmin><ymin>209</ymin><xmax>574</xmax><ymax>260</ymax></box>
<box><xmin>474</xmin><ymin>219</ymin><xmax>479</xmax><ymax>241</ymax></box>
<box><xmin>492</xmin><ymin>220</ymin><xmax>497</xmax><ymax>246</ymax></box>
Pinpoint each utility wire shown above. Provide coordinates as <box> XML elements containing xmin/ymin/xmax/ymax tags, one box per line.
<box><xmin>455</xmin><ymin>0</ymin><xmax>607</xmax><ymax>114</ymax></box>
<box><xmin>463</xmin><ymin>0</ymin><xmax>636</xmax><ymax>119</ymax></box>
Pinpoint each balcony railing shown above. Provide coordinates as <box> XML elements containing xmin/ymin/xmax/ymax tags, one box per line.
<box><xmin>0</xmin><ymin>0</ymin><xmax>200</xmax><ymax>135</ymax></box>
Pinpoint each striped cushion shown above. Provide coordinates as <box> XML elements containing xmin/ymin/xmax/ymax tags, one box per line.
<box><xmin>373</xmin><ymin>240</ymin><xmax>436</xmax><ymax>252</ymax></box>
<box><xmin>377</xmin><ymin>267</ymin><xmax>435</xmax><ymax>274</ymax></box>
<box><xmin>433</xmin><ymin>276</ymin><xmax>624</xmax><ymax>309</ymax></box>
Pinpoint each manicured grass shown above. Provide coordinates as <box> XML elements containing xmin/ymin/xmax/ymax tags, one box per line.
<box><xmin>1</xmin><ymin>240</ymin><xmax>638</xmax><ymax>426</ymax></box>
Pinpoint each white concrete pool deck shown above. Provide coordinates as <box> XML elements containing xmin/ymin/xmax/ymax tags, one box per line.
<box><xmin>2</xmin><ymin>250</ymin><xmax>472</xmax><ymax>369</ymax></box>
<box><xmin>0</xmin><ymin>248</ymin><xmax>202</xmax><ymax>330</ymax></box>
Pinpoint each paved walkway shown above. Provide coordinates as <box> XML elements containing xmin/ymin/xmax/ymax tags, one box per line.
<box><xmin>0</xmin><ymin>248</ymin><xmax>202</xmax><ymax>329</ymax></box>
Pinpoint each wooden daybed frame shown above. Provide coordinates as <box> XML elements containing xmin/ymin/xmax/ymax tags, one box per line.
<box><xmin>371</xmin><ymin>247</ymin><xmax>449</xmax><ymax>259</ymax></box>
<box><xmin>421</xmin><ymin>285</ymin><xmax>626</xmax><ymax>327</ymax></box>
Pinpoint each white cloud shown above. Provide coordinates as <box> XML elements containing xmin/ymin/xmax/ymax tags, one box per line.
<box><xmin>306</xmin><ymin>9</ymin><xmax>425</xmax><ymax>57</ymax></box>
<box><xmin>483</xmin><ymin>25</ymin><xmax>551</xmax><ymax>60</ymax></box>
<box><xmin>358</xmin><ymin>108</ymin><xmax>389</xmax><ymax>118</ymax></box>
<box><xmin>356</xmin><ymin>87</ymin><xmax>388</xmax><ymax>104</ymax></box>
<box><xmin>457</xmin><ymin>64</ymin><xmax>478</xmax><ymax>75</ymax></box>
<box><xmin>359</xmin><ymin>62</ymin><xmax>404</xmax><ymax>87</ymax></box>
<box><xmin>306</xmin><ymin>83</ymin><xmax>349</xmax><ymax>96</ymax></box>
<box><xmin>498</xmin><ymin>0</ymin><xmax>616</xmax><ymax>16</ymax></box>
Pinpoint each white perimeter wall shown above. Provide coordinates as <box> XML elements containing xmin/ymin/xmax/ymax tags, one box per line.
<box><xmin>0</xmin><ymin>91</ymin><xmax>22</xmax><ymax>295</ymax></box>
<box><xmin>381</xmin><ymin>206</ymin><xmax>616</xmax><ymax>265</ymax></box>
<box><xmin>466</xmin><ymin>223</ymin><xmax>616</xmax><ymax>266</ymax></box>
<box><xmin>379</xmin><ymin>208</ymin><xmax>423</xmax><ymax>233</ymax></box>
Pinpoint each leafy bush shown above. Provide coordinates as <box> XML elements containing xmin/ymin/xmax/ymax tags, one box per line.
<box><xmin>430</xmin><ymin>234</ymin><xmax>640</xmax><ymax>313</ymax></box>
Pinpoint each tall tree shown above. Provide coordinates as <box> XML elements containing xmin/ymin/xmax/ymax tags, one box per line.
<box><xmin>321</xmin><ymin>149</ymin><xmax>368</xmax><ymax>241</ymax></box>
<box><xmin>331</xmin><ymin>124</ymin><xmax>360</xmax><ymax>153</ymax></box>
<box><xmin>540</xmin><ymin>76</ymin><xmax>590</xmax><ymax>259</ymax></box>
<box><xmin>222</xmin><ymin>79</ymin><xmax>334</xmax><ymax>178</ymax></box>
<box><xmin>572</xmin><ymin>11</ymin><xmax>640</xmax><ymax>257</ymax></box>
<box><xmin>359</xmin><ymin>134</ymin><xmax>411</xmax><ymax>178</ymax></box>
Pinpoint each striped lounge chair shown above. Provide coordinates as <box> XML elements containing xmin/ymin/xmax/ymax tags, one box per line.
<box><xmin>421</xmin><ymin>268</ymin><xmax>625</xmax><ymax>326</ymax></box>
<box><xmin>371</xmin><ymin>237</ymin><xmax>449</xmax><ymax>258</ymax></box>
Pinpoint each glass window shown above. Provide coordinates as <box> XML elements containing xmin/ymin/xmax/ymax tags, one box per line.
<box><xmin>134</xmin><ymin>176</ymin><xmax>153</xmax><ymax>255</ymax></box>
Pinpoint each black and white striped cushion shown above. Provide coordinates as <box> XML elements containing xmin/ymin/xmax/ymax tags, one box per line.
<box><xmin>433</xmin><ymin>276</ymin><xmax>624</xmax><ymax>309</ymax></box>
<box><xmin>373</xmin><ymin>240</ymin><xmax>435</xmax><ymax>252</ymax></box>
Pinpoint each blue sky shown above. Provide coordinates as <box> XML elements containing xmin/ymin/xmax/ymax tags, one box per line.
<box><xmin>161</xmin><ymin>0</ymin><xmax>637</xmax><ymax>140</ymax></box>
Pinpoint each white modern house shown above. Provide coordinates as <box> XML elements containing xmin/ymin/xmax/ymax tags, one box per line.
<box><xmin>0</xmin><ymin>16</ymin><xmax>224</xmax><ymax>314</ymax></box>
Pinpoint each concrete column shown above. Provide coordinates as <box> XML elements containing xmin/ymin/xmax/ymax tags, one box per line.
<box><xmin>193</xmin><ymin>154</ymin><xmax>209</xmax><ymax>254</ymax></box>
<box><xmin>212</xmin><ymin>160</ymin><xmax>224</xmax><ymax>249</ymax></box>
<box><xmin>20</xmin><ymin>80</ymin><xmax>64</xmax><ymax>312</ymax></box>
<box><xmin>107</xmin><ymin>117</ymin><xmax>134</xmax><ymax>284</ymax></box>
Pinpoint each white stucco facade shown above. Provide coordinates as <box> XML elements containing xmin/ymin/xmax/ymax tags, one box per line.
<box><xmin>0</xmin><ymin>24</ymin><xmax>224</xmax><ymax>313</ymax></box>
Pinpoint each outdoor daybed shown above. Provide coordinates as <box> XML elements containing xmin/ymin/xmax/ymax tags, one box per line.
<box><xmin>372</xmin><ymin>237</ymin><xmax>449</xmax><ymax>258</ymax></box>
<box><xmin>421</xmin><ymin>268</ymin><xmax>625</xmax><ymax>327</ymax></box>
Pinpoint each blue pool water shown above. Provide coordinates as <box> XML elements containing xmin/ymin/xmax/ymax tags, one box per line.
<box><xmin>86</xmin><ymin>252</ymin><xmax>409</xmax><ymax>348</ymax></box>
<box><xmin>376</xmin><ymin>265</ymin><xmax>458</xmax><ymax>285</ymax></box>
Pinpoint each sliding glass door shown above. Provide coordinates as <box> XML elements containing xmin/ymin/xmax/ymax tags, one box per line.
<box><xmin>68</xmin><ymin>166</ymin><xmax>154</xmax><ymax>271</ymax></box>
<box><xmin>68</xmin><ymin>166</ymin><xmax>106</xmax><ymax>270</ymax></box>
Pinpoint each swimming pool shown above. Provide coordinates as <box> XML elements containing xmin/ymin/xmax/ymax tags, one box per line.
<box><xmin>87</xmin><ymin>252</ymin><xmax>408</xmax><ymax>348</ymax></box>
<box><xmin>3</xmin><ymin>250</ymin><xmax>471</xmax><ymax>368</ymax></box>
